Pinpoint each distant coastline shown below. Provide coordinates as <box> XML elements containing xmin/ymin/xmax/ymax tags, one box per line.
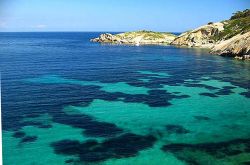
<box><xmin>91</xmin><ymin>9</ymin><xmax>250</xmax><ymax>60</ymax></box>
<box><xmin>90</xmin><ymin>30</ymin><xmax>177</xmax><ymax>45</ymax></box>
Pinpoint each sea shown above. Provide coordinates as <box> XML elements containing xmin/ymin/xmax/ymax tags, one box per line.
<box><xmin>1</xmin><ymin>32</ymin><xmax>250</xmax><ymax>165</ymax></box>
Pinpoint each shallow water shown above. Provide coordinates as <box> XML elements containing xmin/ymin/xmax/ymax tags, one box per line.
<box><xmin>1</xmin><ymin>32</ymin><xmax>250</xmax><ymax>165</ymax></box>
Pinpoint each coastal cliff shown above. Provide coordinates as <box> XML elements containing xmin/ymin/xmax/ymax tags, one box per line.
<box><xmin>171</xmin><ymin>22</ymin><xmax>224</xmax><ymax>48</ymax></box>
<box><xmin>211</xmin><ymin>32</ymin><xmax>250</xmax><ymax>59</ymax></box>
<box><xmin>171</xmin><ymin>9</ymin><xmax>250</xmax><ymax>59</ymax></box>
<box><xmin>91</xmin><ymin>30</ymin><xmax>176</xmax><ymax>45</ymax></box>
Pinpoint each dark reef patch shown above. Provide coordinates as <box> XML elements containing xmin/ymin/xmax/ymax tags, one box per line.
<box><xmin>128</xmin><ymin>80</ymin><xmax>164</xmax><ymax>89</ymax></box>
<box><xmin>242</xmin><ymin>161</ymin><xmax>250</xmax><ymax>165</ymax></box>
<box><xmin>199</xmin><ymin>85</ymin><xmax>236</xmax><ymax>97</ymax></box>
<box><xmin>2</xmin><ymin>75</ymin><xmax>192</xmax><ymax>132</ymax></box>
<box><xmin>240</xmin><ymin>91</ymin><xmax>250</xmax><ymax>98</ymax></box>
<box><xmin>51</xmin><ymin>133</ymin><xmax>156</xmax><ymax>163</ymax></box>
<box><xmin>165</xmin><ymin>125</ymin><xmax>190</xmax><ymax>134</ymax></box>
<box><xmin>215</xmin><ymin>86</ymin><xmax>235</xmax><ymax>96</ymax></box>
<box><xmin>223</xmin><ymin>86</ymin><xmax>236</xmax><ymax>90</ymax></box>
<box><xmin>38</xmin><ymin>124</ymin><xmax>53</xmax><ymax>129</ymax></box>
<box><xmin>24</xmin><ymin>114</ymin><xmax>41</xmax><ymax>118</ymax></box>
<box><xmin>65</xmin><ymin>159</ymin><xmax>75</xmax><ymax>164</ymax></box>
<box><xmin>162</xmin><ymin>138</ymin><xmax>250</xmax><ymax>164</ymax></box>
<box><xmin>199</xmin><ymin>92</ymin><xmax>218</xmax><ymax>97</ymax></box>
<box><xmin>21</xmin><ymin>136</ymin><xmax>38</xmax><ymax>143</ymax></box>
<box><xmin>120</xmin><ymin>90</ymin><xmax>189</xmax><ymax>107</ymax></box>
<box><xmin>53</xmin><ymin>112</ymin><xmax>123</xmax><ymax>138</ymax></box>
<box><xmin>21</xmin><ymin>121</ymin><xmax>52</xmax><ymax>129</ymax></box>
<box><xmin>193</xmin><ymin>116</ymin><xmax>211</xmax><ymax>121</ymax></box>
<box><xmin>21</xmin><ymin>121</ymin><xmax>45</xmax><ymax>127</ymax></box>
<box><xmin>94</xmin><ymin>89</ymin><xmax>190</xmax><ymax>108</ymax></box>
<box><xmin>184</xmin><ymin>83</ymin><xmax>219</xmax><ymax>90</ymax></box>
<box><xmin>3</xmin><ymin>83</ymin><xmax>125</xmax><ymax>138</ymax></box>
<box><xmin>12</xmin><ymin>131</ymin><xmax>26</xmax><ymax>138</ymax></box>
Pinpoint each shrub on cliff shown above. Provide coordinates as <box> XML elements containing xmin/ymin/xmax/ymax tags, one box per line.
<box><xmin>230</xmin><ymin>9</ymin><xmax>250</xmax><ymax>20</ymax></box>
<box><xmin>213</xmin><ymin>9</ymin><xmax>250</xmax><ymax>41</ymax></box>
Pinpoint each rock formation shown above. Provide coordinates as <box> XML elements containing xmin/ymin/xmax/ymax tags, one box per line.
<box><xmin>171</xmin><ymin>9</ymin><xmax>250</xmax><ymax>59</ymax></box>
<box><xmin>91</xmin><ymin>30</ymin><xmax>176</xmax><ymax>45</ymax></box>
<box><xmin>171</xmin><ymin>23</ymin><xmax>224</xmax><ymax>48</ymax></box>
<box><xmin>211</xmin><ymin>32</ymin><xmax>250</xmax><ymax>59</ymax></box>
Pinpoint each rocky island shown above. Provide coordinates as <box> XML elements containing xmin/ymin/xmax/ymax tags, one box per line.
<box><xmin>91</xmin><ymin>9</ymin><xmax>250</xmax><ymax>59</ymax></box>
<box><xmin>91</xmin><ymin>30</ymin><xmax>176</xmax><ymax>45</ymax></box>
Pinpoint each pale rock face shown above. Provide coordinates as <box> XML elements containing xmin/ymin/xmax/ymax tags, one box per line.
<box><xmin>171</xmin><ymin>22</ymin><xmax>224</xmax><ymax>48</ymax></box>
<box><xmin>90</xmin><ymin>31</ymin><xmax>177</xmax><ymax>45</ymax></box>
<box><xmin>211</xmin><ymin>32</ymin><xmax>250</xmax><ymax>59</ymax></box>
<box><xmin>91</xmin><ymin>33</ymin><xmax>121</xmax><ymax>43</ymax></box>
<box><xmin>171</xmin><ymin>19</ymin><xmax>250</xmax><ymax>59</ymax></box>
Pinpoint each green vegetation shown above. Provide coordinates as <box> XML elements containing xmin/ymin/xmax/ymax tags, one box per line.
<box><xmin>116</xmin><ymin>30</ymin><xmax>176</xmax><ymax>40</ymax></box>
<box><xmin>144</xmin><ymin>32</ymin><xmax>165</xmax><ymax>39</ymax></box>
<box><xmin>230</xmin><ymin>9</ymin><xmax>250</xmax><ymax>20</ymax></box>
<box><xmin>213</xmin><ymin>9</ymin><xmax>250</xmax><ymax>41</ymax></box>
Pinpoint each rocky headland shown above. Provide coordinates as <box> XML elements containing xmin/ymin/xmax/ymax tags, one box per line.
<box><xmin>91</xmin><ymin>9</ymin><xmax>250</xmax><ymax>60</ymax></box>
<box><xmin>91</xmin><ymin>30</ymin><xmax>176</xmax><ymax>45</ymax></box>
<box><xmin>171</xmin><ymin>9</ymin><xmax>250</xmax><ymax>59</ymax></box>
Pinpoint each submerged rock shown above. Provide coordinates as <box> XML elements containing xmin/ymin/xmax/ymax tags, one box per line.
<box><xmin>162</xmin><ymin>138</ymin><xmax>250</xmax><ymax>165</ymax></box>
<box><xmin>12</xmin><ymin>131</ymin><xmax>26</xmax><ymax>138</ymax></box>
<box><xmin>51</xmin><ymin>133</ymin><xmax>156</xmax><ymax>163</ymax></box>
<box><xmin>21</xmin><ymin>136</ymin><xmax>38</xmax><ymax>143</ymax></box>
<box><xmin>91</xmin><ymin>30</ymin><xmax>177</xmax><ymax>45</ymax></box>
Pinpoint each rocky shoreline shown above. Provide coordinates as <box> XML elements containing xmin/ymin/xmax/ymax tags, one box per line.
<box><xmin>91</xmin><ymin>9</ymin><xmax>250</xmax><ymax>60</ymax></box>
<box><xmin>91</xmin><ymin>31</ymin><xmax>176</xmax><ymax>45</ymax></box>
<box><xmin>211</xmin><ymin>32</ymin><xmax>250</xmax><ymax>60</ymax></box>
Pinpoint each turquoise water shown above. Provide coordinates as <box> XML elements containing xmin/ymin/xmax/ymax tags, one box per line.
<box><xmin>1</xmin><ymin>33</ymin><xmax>250</xmax><ymax>165</ymax></box>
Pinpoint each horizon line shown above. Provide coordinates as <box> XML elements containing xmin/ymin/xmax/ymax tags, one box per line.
<box><xmin>0</xmin><ymin>31</ymin><xmax>183</xmax><ymax>33</ymax></box>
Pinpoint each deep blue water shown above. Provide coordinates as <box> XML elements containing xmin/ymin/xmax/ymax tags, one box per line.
<box><xmin>1</xmin><ymin>32</ymin><xmax>250</xmax><ymax>165</ymax></box>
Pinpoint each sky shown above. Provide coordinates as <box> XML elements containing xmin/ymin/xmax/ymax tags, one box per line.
<box><xmin>0</xmin><ymin>0</ymin><xmax>249</xmax><ymax>32</ymax></box>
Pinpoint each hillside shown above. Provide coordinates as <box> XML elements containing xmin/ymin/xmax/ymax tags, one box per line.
<box><xmin>171</xmin><ymin>9</ymin><xmax>250</xmax><ymax>59</ymax></box>
<box><xmin>214</xmin><ymin>9</ymin><xmax>250</xmax><ymax>41</ymax></box>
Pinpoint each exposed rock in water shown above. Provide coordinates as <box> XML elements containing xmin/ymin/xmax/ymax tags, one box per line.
<box><xmin>91</xmin><ymin>33</ymin><xmax>119</xmax><ymax>43</ymax></box>
<box><xmin>171</xmin><ymin>22</ymin><xmax>224</xmax><ymax>48</ymax></box>
<box><xmin>90</xmin><ymin>30</ymin><xmax>177</xmax><ymax>45</ymax></box>
<box><xmin>211</xmin><ymin>32</ymin><xmax>250</xmax><ymax>59</ymax></box>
